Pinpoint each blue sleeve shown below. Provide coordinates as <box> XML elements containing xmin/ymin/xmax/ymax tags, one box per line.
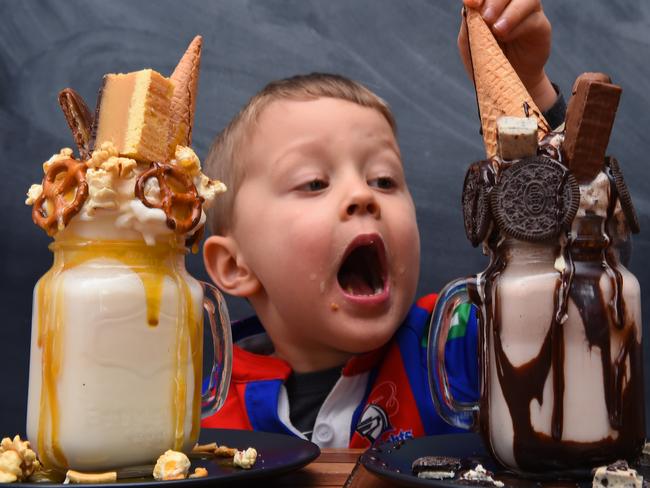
<box><xmin>443</xmin><ymin>304</ymin><xmax>479</xmax><ymax>403</ymax></box>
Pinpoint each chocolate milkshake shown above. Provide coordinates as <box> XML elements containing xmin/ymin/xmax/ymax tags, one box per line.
<box><xmin>430</xmin><ymin>69</ymin><xmax>644</xmax><ymax>475</ymax></box>
<box><xmin>474</xmin><ymin>157</ymin><xmax>644</xmax><ymax>472</ymax></box>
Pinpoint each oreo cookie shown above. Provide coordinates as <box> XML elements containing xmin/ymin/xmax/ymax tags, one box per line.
<box><xmin>412</xmin><ymin>456</ymin><xmax>461</xmax><ymax>479</ymax></box>
<box><xmin>490</xmin><ymin>156</ymin><xmax>580</xmax><ymax>242</ymax></box>
<box><xmin>462</xmin><ymin>160</ymin><xmax>496</xmax><ymax>247</ymax></box>
<box><xmin>606</xmin><ymin>157</ymin><xmax>640</xmax><ymax>234</ymax></box>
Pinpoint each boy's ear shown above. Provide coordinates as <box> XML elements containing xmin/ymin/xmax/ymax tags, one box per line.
<box><xmin>203</xmin><ymin>235</ymin><xmax>261</xmax><ymax>297</ymax></box>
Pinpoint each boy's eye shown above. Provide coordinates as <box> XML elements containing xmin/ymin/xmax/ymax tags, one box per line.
<box><xmin>369</xmin><ymin>176</ymin><xmax>396</xmax><ymax>190</ymax></box>
<box><xmin>299</xmin><ymin>179</ymin><xmax>329</xmax><ymax>192</ymax></box>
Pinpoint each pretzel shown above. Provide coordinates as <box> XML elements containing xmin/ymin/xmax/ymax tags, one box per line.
<box><xmin>32</xmin><ymin>158</ymin><xmax>88</xmax><ymax>235</ymax></box>
<box><xmin>135</xmin><ymin>162</ymin><xmax>203</xmax><ymax>234</ymax></box>
<box><xmin>189</xmin><ymin>467</ymin><xmax>208</xmax><ymax>478</ymax></box>
<box><xmin>64</xmin><ymin>469</ymin><xmax>117</xmax><ymax>484</ymax></box>
<box><xmin>191</xmin><ymin>442</ymin><xmax>217</xmax><ymax>454</ymax></box>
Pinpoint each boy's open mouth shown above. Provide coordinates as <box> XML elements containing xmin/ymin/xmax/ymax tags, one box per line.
<box><xmin>337</xmin><ymin>235</ymin><xmax>387</xmax><ymax>296</ymax></box>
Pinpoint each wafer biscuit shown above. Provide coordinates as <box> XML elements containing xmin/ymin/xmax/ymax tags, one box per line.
<box><xmin>169</xmin><ymin>36</ymin><xmax>202</xmax><ymax>153</ymax></box>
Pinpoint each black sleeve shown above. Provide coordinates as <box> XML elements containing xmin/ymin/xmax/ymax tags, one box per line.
<box><xmin>542</xmin><ymin>83</ymin><xmax>567</xmax><ymax>130</ymax></box>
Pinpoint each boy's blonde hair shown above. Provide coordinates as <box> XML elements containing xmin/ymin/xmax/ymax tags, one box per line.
<box><xmin>204</xmin><ymin>72</ymin><xmax>397</xmax><ymax>235</ymax></box>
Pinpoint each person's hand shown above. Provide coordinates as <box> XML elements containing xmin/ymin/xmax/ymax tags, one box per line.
<box><xmin>458</xmin><ymin>0</ymin><xmax>556</xmax><ymax>111</ymax></box>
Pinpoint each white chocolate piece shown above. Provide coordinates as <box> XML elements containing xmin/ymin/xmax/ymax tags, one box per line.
<box><xmin>592</xmin><ymin>463</ymin><xmax>643</xmax><ymax>488</ymax></box>
<box><xmin>497</xmin><ymin>116</ymin><xmax>538</xmax><ymax>161</ymax></box>
<box><xmin>460</xmin><ymin>464</ymin><xmax>504</xmax><ymax>487</ymax></box>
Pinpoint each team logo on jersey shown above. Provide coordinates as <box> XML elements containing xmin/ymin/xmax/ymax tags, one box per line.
<box><xmin>355</xmin><ymin>404</ymin><xmax>390</xmax><ymax>443</ymax></box>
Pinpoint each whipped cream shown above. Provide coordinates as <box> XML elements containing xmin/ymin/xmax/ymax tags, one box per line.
<box><xmin>26</xmin><ymin>142</ymin><xmax>226</xmax><ymax>245</ymax></box>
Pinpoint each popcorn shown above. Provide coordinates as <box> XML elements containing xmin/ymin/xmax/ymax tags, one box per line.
<box><xmin>87</xmin><ymin>141</ymin><xmax>119</xmax><ymax>169</ymax></box>
<box><xmin>0</xmin><ymin>451</ymin><xmax>22</xmax><ymax>483</ymax></box>
<box><xmin>43</xmin><ymin>148</ymin><xmax>74</xmax><ymax>172</ymax></box>
<box><xmin>84</xmin><ymin>168</ymin><xmax>118</xmax><ymax>216</ymax></box>
<box><xmin>143</xmin><ymin>176</ymin><xmax>162</xmax><ymax>206</ymax></box>
<box><xmin>170</xmin><ymin>145</ymin><xmax>227</xmax><ymax>207</ymax></box>
<box><xmin>101</xmin><ymin>156</ymin><xmax>137</xmax><ymax>179</ymax></box>
<box><xmin>195</xmin><ymin>174</ymin><xmax>226</xmax><ymax>209</ymax></box>
<box><xmin>173</xmin><ymin>145</ymin><xmax>201</xmax><ymax>175</ymax></box>
<box><xmin>152</xmin><ymin>450</ymin><xmax>191</xmax><ymax>481</ymax></box>
<box><xmin>25</xmin><ymin>184</ymin><xmax>43</xmax><ymax>206</ymax></box>
<box><xmin>233</xmin><ymin>447</ymin><xmax>257</xmax><ymax>469</ymax></box>
<box><xmin>0</xmin><ymin>436</ymin><xmax>41</xmax><ymax>482</ymax></box>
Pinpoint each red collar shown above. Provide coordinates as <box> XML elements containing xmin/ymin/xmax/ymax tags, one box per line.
<box><xmin>232</xmin><ymin>341</ymin><xmax>389</xmax><ymax>382</ymax></box>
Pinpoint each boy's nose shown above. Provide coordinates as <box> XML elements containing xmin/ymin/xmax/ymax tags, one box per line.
<box><xmin>341</xmin><ymin>187</ymin><xmax>380</xmax><ymax>220</ymax></box>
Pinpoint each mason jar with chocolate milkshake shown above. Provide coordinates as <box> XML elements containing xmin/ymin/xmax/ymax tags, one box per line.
<box><xmin>429</xmin><ymin>72</ymin><xmax>645</xmax><ymax>475</ymax></box>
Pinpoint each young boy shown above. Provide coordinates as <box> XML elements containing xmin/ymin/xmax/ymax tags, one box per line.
<box><xmin>201</xmin><ymin>0</ymin><xmax>563</xmax><ymax>448</ymax></box>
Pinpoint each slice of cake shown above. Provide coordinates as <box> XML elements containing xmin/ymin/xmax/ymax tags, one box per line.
<box><xmin>94</xmin><ymin>69</ymin><xmax>173</xmax><ymax>163</ymax></box>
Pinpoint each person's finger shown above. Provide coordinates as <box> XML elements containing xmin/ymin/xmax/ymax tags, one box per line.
<box><xmin>462</xmin><ymin>0</ymin><xmax>484</xmax><ymax>9</ymax></box>
<box><xmin>497</xmin><ymin>8</ymin><xmax>550</xmax><ymax>44</ymax></box>
<box><xmin>479</xmin><ymin>0</ymin><xmax>510</xmax><ymax>25</ymax></box>
<box><xmin>492</xmin><ymin>0</ymin><xmax>541</xmax><ymax>40</ymax></box>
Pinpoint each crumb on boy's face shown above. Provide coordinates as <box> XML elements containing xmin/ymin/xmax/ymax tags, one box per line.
<box><xmin>231</xmin><ymin>97</ymin><xmax>420</xmax><ymax>368</ymax></box>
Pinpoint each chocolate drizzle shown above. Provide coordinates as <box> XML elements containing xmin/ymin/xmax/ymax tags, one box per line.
<box><xmin>472</xmin><ymin>170</ymin><xmax>644</xmax><ymax>473</ymax></box>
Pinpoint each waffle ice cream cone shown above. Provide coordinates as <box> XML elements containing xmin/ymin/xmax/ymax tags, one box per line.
<box><xmin>169</xmin><ymin>35</ymin><xmax>202</xmax><ymax>153</ymax></box>
<box><xmin>465</xmin><ymin>8</ymin><xmax>549</xmax><ymax>158</ymax></box>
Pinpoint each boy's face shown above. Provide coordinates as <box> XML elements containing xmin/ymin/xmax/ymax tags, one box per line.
<box><xmin>227</xmin><ymin>97</ymin><xmax>420</xmax><ymax>367</ymax></box>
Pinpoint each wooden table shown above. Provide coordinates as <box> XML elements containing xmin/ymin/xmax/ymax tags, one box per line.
<box><xmin>268</xmin><ymin>448</ymin><xmax>395</xmax><ymax>488</ymax></box>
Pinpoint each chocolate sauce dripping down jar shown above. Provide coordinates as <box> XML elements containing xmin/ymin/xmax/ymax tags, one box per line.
<box><xmin>428</xmin><ymin>153</ymin><xmax>645</xmax><ymax>476</ymax></box>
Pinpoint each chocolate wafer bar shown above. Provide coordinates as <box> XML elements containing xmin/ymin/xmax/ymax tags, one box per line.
<box><xmin>562</xmin><ymin>72</ymin><xmax>621</xmax><ymax>183</ymax></box>
<box><xmin>58</xmin><ymin>88</ymin><xmax>93</xmax><ymax>160</ymax></box>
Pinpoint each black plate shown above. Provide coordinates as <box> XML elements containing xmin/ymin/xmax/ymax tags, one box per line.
<box><xmin>7</xmin><ymin>429</ymin><xmax>320</xmax><ymax>487</ymax></box>
<box><xmin>360</xmin><ymin>433</ymin><xmax>649</xmax><ymax>488</ymax></box>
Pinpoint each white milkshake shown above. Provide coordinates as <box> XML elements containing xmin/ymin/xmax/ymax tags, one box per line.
<box><xmin>24</xmin><ymin>36</ymin><xmax>231</xmax><ymax>472</ymax></box>
<box><xmin>25</xmin><ymin>144</ymin><xmax>226</xmax><ymax>471</ymax></box>
<box><xmin>26</xmin><ymin>242</ymin><xmax>204</xmax><ymax>470</ymax></box>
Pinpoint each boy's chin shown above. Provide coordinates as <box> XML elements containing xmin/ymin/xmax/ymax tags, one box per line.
<box><xmin>334</xmin><ymin>328</ymin><xmax>397</xmax><ymax>355</ymax></box>
<box><xmin>332</xmin><ymin>309</ymin><xmax>413</xmax><ymax>354</ymax></box>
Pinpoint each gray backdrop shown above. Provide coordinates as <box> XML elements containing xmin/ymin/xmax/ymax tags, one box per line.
<box><xmin>1</xmin><ymin>0</ymin><xmax>649</xmax><ymax>436</ymax></box>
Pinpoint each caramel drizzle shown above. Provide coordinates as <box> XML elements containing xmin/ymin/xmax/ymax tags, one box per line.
<box><xmin>36</xmin><ymin>263</ymin><xmax>67</xmax><ymax>468</ymax></box>
<box><xmin>35</xmin><ymin>239</ymin><xmax>202</xmax><ymax>467</ymax></box>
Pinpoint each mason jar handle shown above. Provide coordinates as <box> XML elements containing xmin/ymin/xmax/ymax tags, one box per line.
<box><xmin>199</xmin><ymin>281</ymin><xmax>233</xmax><ymax>419</ymax></box>
<box><xmin>427</xmin><ymin>276</ymin><xmax>480</xmax><ymax>430</ymax></box>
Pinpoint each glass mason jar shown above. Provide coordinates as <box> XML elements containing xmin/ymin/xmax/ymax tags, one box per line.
<box><xmin>26</xmin><ymin>238</ymin><xmax>232</xmax><ymax>471</ymax></box>
<box><xmin>429</xmin><ymin>216</ymin><xmax>644</xmax><ymax>474</ymax></box>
